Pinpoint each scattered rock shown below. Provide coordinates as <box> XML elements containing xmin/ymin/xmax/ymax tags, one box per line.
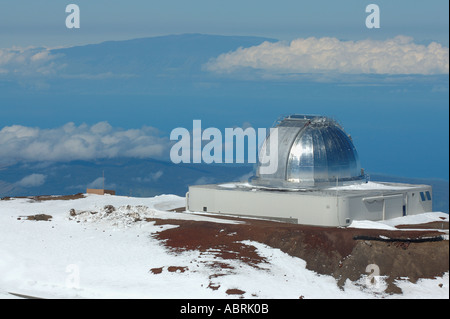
<box><xmin>103</xmin><ymin>205</ymin><xmax>116</xmax><ymax>214</ymax></box>
<box><xmin>68</xmin><ymin>205</ymin><xmax>155</xmax><ymax>228</ymax></box>
<box><xmin>167</xmin><ymin>266</ymin><xmax>188</xmax><ymax>273</ymax></box>
<box><xmin>226</xmin><ymin>288</ymin><xmax>245</xmax><ymax>295</ymax></box>
<box><xmin>24</xmin><ymin>214</ymin><xmax>52</xmax><ymax>221</ymax></box>
<box><xmin>150</xmin><ymin>267</ymin><xmax>163</xmax><ymax>274</ymax></box>
<box><xmin>208</xmin><ymin>282</ymin><xmax>221</xmax><ymax>290</ymax></box>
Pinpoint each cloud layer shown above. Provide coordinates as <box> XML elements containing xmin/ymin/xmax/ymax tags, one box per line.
<box><xmin>0</xmin><ymin>122</ymin><xmax>169</xmax><ymax>163</ymax></box>
<box><xmin>15</xmin><ymin>173</ymin><xmax>47</xmax><ymax>187</ymax></box>
<box><xmin>0</xmin><ymin>47</ymin><xmax>60</xmax><ymax>76</ymax></box>
<box><xmin>205</xmin><ymin>36</ymin><xmax>449</xmax><ymax>76</ymax></box>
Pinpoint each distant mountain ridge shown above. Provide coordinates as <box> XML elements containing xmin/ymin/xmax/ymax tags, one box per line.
<box><xmin>0</xmin><ymin>158</ymin><xmax>253</xmax><ymax>199</ymax></box>
<box><xmin>0</xmin><ymin>34</ymin><xmax>277</xmax><ymax>95</ymax></box>
<box><xmin>0</xmin><ymin>159</ymin><xmax>448</xmax><ymax>213</ymax></box>
<box><xmin>53</xmin><ymin>33</ymin><xmax>276</xmax><ymax>74</ymax></box>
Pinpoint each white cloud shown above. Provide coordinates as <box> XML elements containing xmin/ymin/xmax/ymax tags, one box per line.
<box><xmin>0</xmin><ymin>122</ymin><xmax>169</xmax><ymax>163</ymax></box>
<box><xmin>16</xmin><ymin>174</ymin><xmax>47</xmax><ymax>187</ymax></box>
<box><xmin>87</xmin><ymin>177</ymin><xmax>105</xmax><ymax>189</ymax></box>
<box><xmin>205</xmin><ymin>36</ymin><xmax>449</xmax><ymax>76</ymax></box>
<box><xmin>0</xmin><ymin>47</ymin><xmax>60</xmax><ymax>76</ymax></box>
<box><xmin>193</xmin><ymin>176</ymin><xmax>215</xmax><ymax>185</ymax></box>
<box><xmin>86</xmin><ymin>177</ymin><xmax>116</xmax><ymax>190</ymax></box>
<box><xmin>133</xmin><ymin>170</ymin><xmax>164</xmax><ymax>183</ymax></box>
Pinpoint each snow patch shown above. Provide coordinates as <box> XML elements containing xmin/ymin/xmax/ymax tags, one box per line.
<box><xmin>328</xmin><ymin>181</ymin><xmax>416</xmax><ymax>191</ymax></box>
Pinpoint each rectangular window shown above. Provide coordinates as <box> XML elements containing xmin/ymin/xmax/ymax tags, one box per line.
<box><xmin>425</xmin><ymin>191</ymin><xmax>431</xmax><ymax>201</ymax></box>
<box><xmin>420</xmin><ymin>192</ymin><xmax>426</xmax><ymax>201</ymax></box>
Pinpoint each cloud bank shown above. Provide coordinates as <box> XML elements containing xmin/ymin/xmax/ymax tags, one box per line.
<box><xmin>205</xmin><ymin>36</ymin><xmax>449</xmax><ymax>76</ymax></box>
<box><xmin>0</xmin><ymin>47</ymin><xmax>60</xmax><ymax>76</ymax></box>
<box><xmin>0</xmin><ymin>122</ymin><xmax>169</xmax><ymax>163</ymax></box>
<box><xmin>15</xmin><ymin>173</ymin><xmax>47</xmax><ymax>187</ymax></box>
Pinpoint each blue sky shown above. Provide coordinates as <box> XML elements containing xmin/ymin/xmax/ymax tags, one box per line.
<box><xmin>0</xmin><ymin>1</ymin><xmax>449</xmax><ymax>181</ymax></box>
<box><xmin>0</xmin><ymin>0</ymin><xmax>448</xmax><ymax>48</ymax></box>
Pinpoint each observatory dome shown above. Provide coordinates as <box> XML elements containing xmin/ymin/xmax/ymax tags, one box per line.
<box><xmin>251</xmin><ymin>115</ymin><xmax>365</xmax><ymax>188</ymax></box>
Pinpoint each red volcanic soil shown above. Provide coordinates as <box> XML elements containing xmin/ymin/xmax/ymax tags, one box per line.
<box><xmin>148</xmin><ymin>214</ymin><xmax>449</xmax><ymax>294</ymax></box>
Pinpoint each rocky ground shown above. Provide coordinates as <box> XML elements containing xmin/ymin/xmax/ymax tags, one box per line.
<box><xmin>149</xmin><ymin>212</ymin><xmax>449</xmax><ymax>295</ymax></box>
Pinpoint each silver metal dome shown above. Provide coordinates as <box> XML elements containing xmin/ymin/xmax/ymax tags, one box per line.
<box><xmin>251</xmin><ymin>115</ymin><xmax>365</xmax><ymax>188</ymax></box>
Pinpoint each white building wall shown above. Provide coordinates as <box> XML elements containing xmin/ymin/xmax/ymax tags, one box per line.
<box><xmin>188</xmin><ymin>186</ymin><xmax>344</xmax><ymax>226</ymax></box>
<box><xmin>187</xmin><ymin>184</ymin><xmax>433</xmax><ymax>227</ymax></box>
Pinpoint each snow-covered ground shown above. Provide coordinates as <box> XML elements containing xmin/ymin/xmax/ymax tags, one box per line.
<box><xmin>349</xmin><ymin>212</ymin><xmax>449</xmax><ymax>232</ymax></box>
<box><xmin>0</xmin><ymin>194</ymin><xmax>448</xmax><ymax>299</ymax></box>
